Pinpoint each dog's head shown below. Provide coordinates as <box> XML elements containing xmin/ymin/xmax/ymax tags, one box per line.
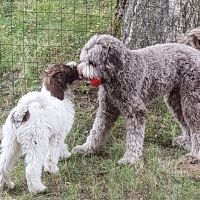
<box><xmin>43</xmin><ymin>62</ymin><xmax>79</xmax><ymax>100</ymax></box>
<box><xmin>78</xmin><ymin>34</ymin><xmax>125</xmax><ymax>81</ymax></box>
<box><xmin>177</xmin><ymin>27</ymin><xmax>200</xmax><ymax>50</ymax></box>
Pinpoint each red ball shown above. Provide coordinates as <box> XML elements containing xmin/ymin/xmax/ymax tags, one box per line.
<box><xmin>90</xmin><ymin>78</ymin><xmax>102</xmax><ymax>87</ymax></box>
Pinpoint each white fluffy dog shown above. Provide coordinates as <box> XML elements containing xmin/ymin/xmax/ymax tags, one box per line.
<box><xmin>0</xmin><ymin>63</ymin><xmax>78</xmax><ymax>192</ymax></box>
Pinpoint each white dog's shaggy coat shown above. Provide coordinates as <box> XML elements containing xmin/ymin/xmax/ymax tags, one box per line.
<box><xmin>0</xmin><ymin>63</ymin><xmax>78</xmax><ymax>192</ymax></box>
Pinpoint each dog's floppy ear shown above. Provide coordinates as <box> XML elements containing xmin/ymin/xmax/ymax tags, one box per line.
<box><xmin>177</xmin><ymin>27</ymin><xmax>200</xmax><ymax>50</ymax></box>
<box><xmin>103</xmin><ymin>42</ymin><xmax>123</xmax><ymax>69</ymax></box>
<box><xmin>192</xmin><ymin>34</ymin><xmax>200</xmax><ymax>49</ymax></box>
<box><xmin>63</xmin><ymin>63</ymin><xmax>79</xmax><ymax>83</ymax></box>
<box><xmin>11</xmin><ymin>108</ymin><xmax>30</xmax><ymax>128</ymax></box>
<box><xmin>43</xmin><ymin>63</ymin><xmax>79</xmax><ymax>100</ymax></box>
<box><xmin>48</xmin><ymin>72</ymin><xmax>65</xmax><ymax>100</ymax></box>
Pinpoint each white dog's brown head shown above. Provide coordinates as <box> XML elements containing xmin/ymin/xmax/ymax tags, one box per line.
<box><xmin>43</xmin><ymin>62</ymin><xmax>79</xmax><ymax>100</ymax></box>
<box><xmin>177</xmin><ymin>27</ymin><xmax>200</xmax><ymax>50</ymax></box>
<box><xmin>78</xmin><ymin>34</ymin><xmax>126</xmax><ymax>81</ymax></box>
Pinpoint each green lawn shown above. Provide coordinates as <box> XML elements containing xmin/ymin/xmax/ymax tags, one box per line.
<box><xmin>1</xmin><ymin>1</ymin><xmax>200</xmax><ymax>200</ymax></box>
<box><xmin>0</xmin><ymin>0</ymin><xmax>113</xmax><ymax>110</ymax></box>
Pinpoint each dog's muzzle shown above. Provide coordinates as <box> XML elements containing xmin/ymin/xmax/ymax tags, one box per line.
<box><xmin>77</xmin><ymin>63</ymin><xmax>84</xmax><ymax>80</ymax></box>
<box><xmin>77</xmin><ymin>63</ymin><xmax>104</xmax><ymax>87</ymax></box>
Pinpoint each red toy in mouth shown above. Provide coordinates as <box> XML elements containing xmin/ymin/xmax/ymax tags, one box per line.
<box><xmin>90</xmin><ymin>78</ymin><xmax>102</xmax><ymax>87</ymax></box>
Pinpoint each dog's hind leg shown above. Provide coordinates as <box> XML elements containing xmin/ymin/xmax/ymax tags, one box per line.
<box><xmin>164</xmin><ymin>87</ymin><xmax>191</xmax><ymax>150</ymax></box>
<box><xmin>181</xmin><ymin>91</ymin><xmax>200</xmax><ymax>162</ymax></box>
<box><xmin>0</xmin><ymin>135</ymin><xmax>21</xmax><ymax>190</ymax></box>
<box><xmin>118</xmin><ymin>98</ymin><xmax>147</xmax><ymax>165</ymax></box>
<box><xmin>72</xmin><ymin>87</ymin><xmax>120</xmax><ymax>155</ymax></box>
<box><xmin>23</xmin><ymin>132</ymin><xmax>49</xmax><ymax>192</ymax></box>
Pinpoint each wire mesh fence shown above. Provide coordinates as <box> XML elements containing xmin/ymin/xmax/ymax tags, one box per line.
<box><xmin>0</xmin><ymin>0</ymin><xmax>114</xmax><ymax>116</ymax></box>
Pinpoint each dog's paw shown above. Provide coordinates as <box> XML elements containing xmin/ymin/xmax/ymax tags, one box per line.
<box><xmin>182</xmin><ymin>153</ymin><xmax>200</xmax><ymax>164</ymax></box>
<box><xmin>28</xmin><ymin>183</ymin><xmax>47</xmax><ymax>193</ymax></box>
<box><xmin>0</xmin><ymin>176</ymin><xmax>15</xmax><ymax>189</ymax></box>
<box><xmin>0</xmin><ymin>175</ymin><xmax>4</xmax><ymax>189</ymax></box>
<box><xmin>117</xmin><ymin>157</ymin><xmax>138</xmax><ymax>166</ymax></box>
<box><xmin>172</xmin><ymin>136</ymin><xmax>185</xmax><ymax>147</ymax></box>
<box><xmin>7</xmin><ymin>181</ymin><xmax>15</xmax><ymax>189</ymax></box>
<box><xmin>60</xmin><ymin>151</ymin><xmax>71</xmax><ymax>159</ymax></box>
<box><xmin>44</xmin><ymin>164</ymin><xmax>59</xmax><ymax>174</ymax></box>
<box><xmin>172</xmin><ymin>136</ymin><xmax>191</xmax><ymax>151</ymax></box>
<box><xmin>72</xmin><ymin>144</ymin><xmax>92</xmax><ymax>155</ymax></box>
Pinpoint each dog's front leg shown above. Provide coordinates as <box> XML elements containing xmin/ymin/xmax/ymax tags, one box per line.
<box><xmin>60</xmin><ymin>143</ymin><xmax>71</xmax><ymax>159</ymax></box>
<box><xmin>44</xmin><ymin>136</ymin><xmax>62</xmax><ymax>174</ymax></box>
<box><xmin>72</xmin><ymin>87</ymin><xmax>120</xmax><ymax>155</ymax></box>
<box><xmin>118</xmin><ymin>101</ymin><xmax>147</xmax><ymax>165</ymax></box>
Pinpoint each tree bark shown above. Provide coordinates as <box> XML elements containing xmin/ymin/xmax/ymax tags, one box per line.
<box><xmin>113</xmin><ymin>0</ymin><xmax>127</xmax><ymax>37</ymax></box>
<box><xmin>114</xmin><ymin>0</ymin><xmax>200</xmax><ymax>49</ymax></box>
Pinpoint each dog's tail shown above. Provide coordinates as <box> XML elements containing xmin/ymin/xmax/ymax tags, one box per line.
<box><xmin>1</xmin><ymin>106</ymin><xmax>29</xmax><ymax>142</ymax></box>
<box><xmin>10</xmin><ymin>106</ymin><xmax>30</xmax><ymax>129</ymax></box>
<box><xmin>177</xmin><ymin>27</ymin><xmax>200</xmax><ymax>50</ymax></box>
<box><xmin>9</xmin><ymin>92</ymin><xmax>47</xmax><ymax>129</ymax></box>
<box><xmin>0</xmin><ymin>105</ymin><xmax>29</xmax><ymax>155</ymax></box>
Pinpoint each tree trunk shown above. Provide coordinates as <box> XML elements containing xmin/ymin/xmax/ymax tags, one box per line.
<box><xmin>114</xmin><ymin>0</ymin><xmax>200</xmax><ymax>49</ymax></box>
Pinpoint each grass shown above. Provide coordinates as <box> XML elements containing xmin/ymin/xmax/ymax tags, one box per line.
<box><xmin>1</xmin><ymin>0</ymin><xmax>200</xmax><ymax>199</ymax></box>
<box><xmin>0</xmin><ymin>0</ymin><xmax>113</xmax><ymax>110</ymax></box>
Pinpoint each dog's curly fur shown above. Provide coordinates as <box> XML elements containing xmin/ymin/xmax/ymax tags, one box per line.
<box><xmin>72</xmin><ymin>34</ymin><xmax>200</xmax><ymax>165</ymax></box>
<box><xmin>43</xmin><ymin>62</ymin><xmax>79</xmax><ymax>100</ymax></box>
<box><xmin>173</xmin><ymin>27</ymin><xmax>200</xmax><ymax>150</ymax></box>
<box><xmin>0</xmin><ymin>63</ymin><xmax>78</xmax><ymax>192</ymax></box>
<box><xmin>177</xmin><ymin>27</ymin><xmax>200</xmax><ymax>50</ymax></box>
